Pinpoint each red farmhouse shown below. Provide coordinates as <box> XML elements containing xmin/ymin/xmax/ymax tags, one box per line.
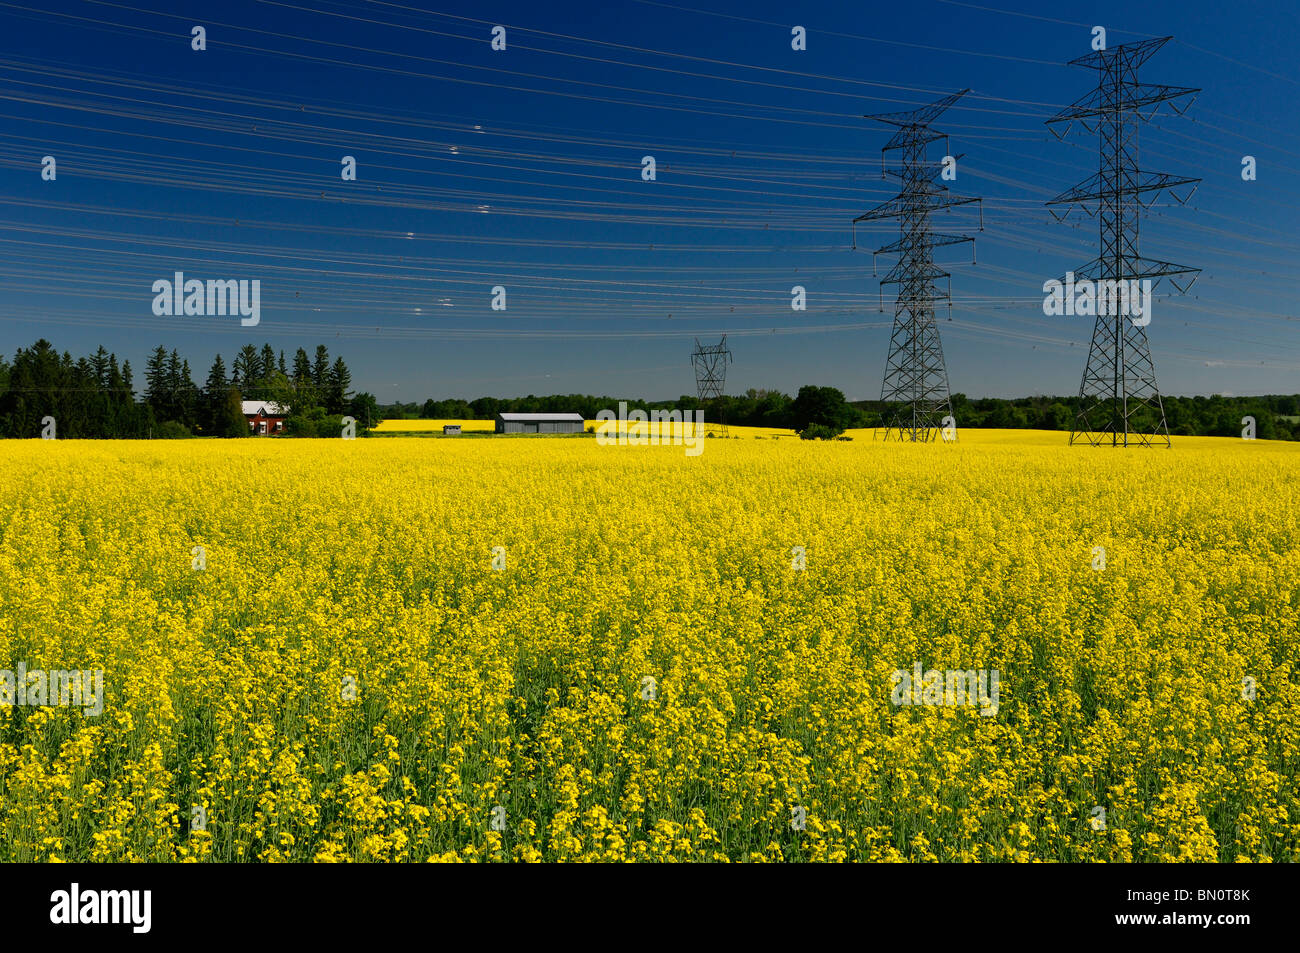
<box><xmin>242</xmin><ymin>401</ymin><xmax>288</xmax><ymax>436</ymax></box>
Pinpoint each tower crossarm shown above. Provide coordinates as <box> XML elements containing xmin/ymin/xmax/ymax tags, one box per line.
<box><xmin>1047</xmin><ymin>83</ymin><xmax>1199</xmax><ymax>127</ymax></box>
<box><xmin>854</xmin><ymin>196</ymin><xmax>908</xmax><ymax>223</ymax></box>
<box><xmin>1064</xmin><ymin>255</ymin><xmax>1201</xmax><ymax>286</ymax></box>
<box><xmin>1067</xmin><ymin>35</ymin><xmax>1172</xmax><ymax>70</ymax></box>
<box><xmin>855</xmin><ymin>193</ymin><xmax>978</xmax><ymax>223</ymax></box>
<box><xmin>883</xmin><ymin>154</ymin><xmax>967</xmax><ymax>183</ymax></box>
<box><xmin>1046</xmin><ymin>170</ymin><xmax>1200</xmax><ymax>207</ymax></box>
<box><xmin>874</xmin><ymin>232</ymin><xmax>973</xmax><ymax>259</ymax></box>
<box><xmin>866</xmin><ymin>89</ymin><xmax>969</xmax><ymax>129</ymax></box>
<box><xmin>865</xmin><ymin>89</ymin><xmax>969</xmax><ymax>152</ymax></box>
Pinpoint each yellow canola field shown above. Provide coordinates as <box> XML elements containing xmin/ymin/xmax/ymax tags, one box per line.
<box><xmin>1</xmin><ymin>433</ymin><xmax>1297</xmax><ymax>862</ymax></box>
<box><xmin>372</xmin><ymin>418</ymin><xmax>795</xmax><ymax>438</ymax></box>
<box><xmin>372</xmin><ymin>418</ymin><xmax>496</xmax><ymax>432</ymax></box>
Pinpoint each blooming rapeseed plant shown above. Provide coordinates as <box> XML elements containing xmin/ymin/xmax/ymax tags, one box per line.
<box><xmin>0</xmin><ymin>431</ymin><xmax>1296</xmax><ymax>861</ymax></box>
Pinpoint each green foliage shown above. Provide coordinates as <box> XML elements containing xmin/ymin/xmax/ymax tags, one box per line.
<box><xmin>325</xmin><ymin>357</ymin><xmax>351</xmax><ymax>414</ymax></box>
<box><xmin>0</xmin><ymin>339</ymin><xmax>359</xmax><ymax>439</ymax></box>
<box><xmin>0</xmin><ymin>339</ymin><xmax>149</xmax><ymax>438</ymax></box>
<box><xmin>421</xmin><ymin>397</ymin><xmax>475</xmax><ymax>419</ymax></box>
<box><xmin>798</xmin><ymin>423</ymin><xmax>843</xmax><ymax>440</ymax></box>
<box><xmin>790</xmin><ymin>385</ymin><xmax>863</xmax><ymax>433</ymax></box>
<box><xmin>349</xmin><ymin>392</ymin><xmax>381</xmax><ymax>429</ymax></box>
<box><xmin>154</xmin><ymin>420</ymin><xmax>193</xmax><ymax>439</ymax></box>
<box><xmin>285</xmin><ymin>410</ymin><xmax>349</xmax><ymax>438</ymax></box>
<box><xmin>861</xmin><ymin>392</ymin><xmax>1300</xmax><ymax>441</ymax></box>
<box><xmin>216</xmin><ymin>387</ymin><xmax>249</xmax><ymax>438</ymax></box>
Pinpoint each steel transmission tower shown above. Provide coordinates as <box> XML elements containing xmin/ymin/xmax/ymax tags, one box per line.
<box><xmin>691</xmin><ymin>336</ymin><xmax>732</xmax><ymax>435</ymax></box>
<box><xmin>854</xmin><ymin>90</ymin><xmax>981</xmax><ymax>442</ymax></box>
<box><xmin>1046</xmin><ymin>37</ymin><xmax>1200</xmax><ymax>447</ymax></box>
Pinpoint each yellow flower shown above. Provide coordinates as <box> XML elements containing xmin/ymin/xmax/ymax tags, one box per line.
<box><xmin>0</xmin><ymin>431</ymin><xmax>1295</xmax><ymax>862</ymax></box>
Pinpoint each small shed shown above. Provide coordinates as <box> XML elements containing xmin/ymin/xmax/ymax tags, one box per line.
<box><xmin>495</xmin><ymin>412</ymin><xmax>584</xmax><ymax>434</ymax></box>
<box><xmin>443</xmin><ymin>425</ymin><xmax>462</xmax><ymax>435</ymax></box>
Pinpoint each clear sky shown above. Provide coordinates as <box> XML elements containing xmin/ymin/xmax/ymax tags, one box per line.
<box><xmin>3</xmin><ymin>0</ymin><xmax>1297</xmax><ymax>401</ymax></box>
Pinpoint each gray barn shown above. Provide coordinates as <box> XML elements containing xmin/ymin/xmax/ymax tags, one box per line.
<box><xmin>495</xmin><ymin>412</ymin><xmax>585</xmax><ymax>434</ymax></box>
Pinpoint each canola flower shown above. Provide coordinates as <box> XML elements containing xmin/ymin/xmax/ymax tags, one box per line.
<box><xmin>0</xmin><ymin>429</ymin><xmax>1297</xmax><ymax>862</ymax></box>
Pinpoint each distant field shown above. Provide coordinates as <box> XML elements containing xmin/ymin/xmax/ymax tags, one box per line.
<box><xmin>372</xmin><ymin>418</ymin><xmax>496</xmax><ymax>432</ymax></box>
<box><xmin>372</xmin><ymin>418</ymin><xmax>798</xmax><ymax>438</ymax></box>
<box><xmin>373</xmin><ymin>418</ymin><xmax>1288</xmax><ymax>448</ymax></box>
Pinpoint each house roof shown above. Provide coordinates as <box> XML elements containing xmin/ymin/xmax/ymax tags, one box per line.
<box><xmin>241</xmin><ymin>401</ymin><xmax>288</xmax><ymax>416</ymax></box>
<box><xmin>495</xmin><ymin>412</ymin><xmax>584</xmax><ymax>422</ymax></box>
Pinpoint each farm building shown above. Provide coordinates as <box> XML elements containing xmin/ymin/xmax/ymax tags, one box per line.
<box><xmin>495</xmin><ymin>412</ymin><xmax>584</xmax><ymax>434</ymax></box>
<box><xmin>242</xmin><ymin>400</ymin><xmax>288</xmax><ymax>436</ymax></box>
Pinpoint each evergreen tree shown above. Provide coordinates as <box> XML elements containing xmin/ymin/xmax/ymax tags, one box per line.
<box><xmin>164</xmin><ymin>349</ymin><xmax>184</xmax><ymax>423</ymax></box>
<box><xmin>90</xmin><ymin>346</ymin><xmax>109</xmax><ymax>388</ymax></box>
<box><xmin>0</xmin><ymin>340</ymin><xmax>75</xmax><ymax>437</ymax></box>
<box><xmin>292</xmin><ymin>348</ymin><xmax>312</xmax><ymax>385</ymax></box>
<box><xmin>292</xmin><ymin>347</ymin><xmax>316</xmax><ymax>410</ymax></box>
<box><xmin>112</xmin><ymin>355</ymin><xmax>145</xmax><ymax>437</ymax></box>
<box><xmin>233</xmin><ymin>345</ymin><xmax>260</xmax><ymax>398</ymax></box>
<box><xmin>312</xmin><ymin>345</ymin><xmax>330</xmax><ymax>391</ymax></box>
<box><xmin>179</xmin><ymin>358</ymin><xmax>197</xmax><ymax>430</ymax></box>
<box><xmin>204</xmin><ymin>354</ymin><xmax>228</xmax><ymax>434</ymax></box>
<box><xmin>144</xmin><ymin>345</ymin><xmax>168</xmax><ymax>417</ymax></box>
<box><xmin>260</xmin><ymin>344</ymin><xmax>277</xmax><ymax>385</ymax></box>
<box><xmin>326</xmin><ymin>357</ymin><xmax>352</xmax><ymax>414</ymax></box>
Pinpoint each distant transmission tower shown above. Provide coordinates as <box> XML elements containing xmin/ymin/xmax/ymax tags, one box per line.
<box><xmin>855</xmin><ymin>90</ymin><xmax>982</xmax><ymax>442</ymax></box>
<box><xmin>691</xmin><ymin>336</ymin><xmax>732</xmax><ymax>436</ymax></box>
<box><xmin>1046</xmin><ymin>37</ymin><xmax>1200</xmax><ymax>447</ymax></box>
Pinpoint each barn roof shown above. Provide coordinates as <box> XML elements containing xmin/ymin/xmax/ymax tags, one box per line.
<box><xmin>495</xmin><ymin>412</ymin><xmax>584</xmax><ymax>422</ymax></box>
<box><xmin>241</xmin><ymin>401</ymin><xmax>288</xmax><ymax>416</ymax></box>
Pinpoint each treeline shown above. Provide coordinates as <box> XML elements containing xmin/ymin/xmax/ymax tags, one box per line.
<box><xmin>0</xmin><ymin>341</ymin><xmax>150</xmax><ymax>438</ymax></box>
<box><xmin>5</xmin><ymin>344</ymin><xmax>1294</xmax><ymax>440</ymax></box>
<box><xmin>385</xmin><ymin>388</ymin><xmax>1300</xmax><ymax>440</ymax></box>
<box><xmin>858</xmin><ymin>393</ymin><xmax>1300</xmax><ymax>440</ymax></box>
<box><xmin>391</xmin><ymin>387</ymin><xmax>862</xmax><ymax>437</ymax></box>
<box><xmin>386</xmin><ymin>389</ymin><xmax>801</xmax><ymax>427</ymax></box>
<box><xmin>0</xmin><ymin>340</ymin><xmax>380</xmax><ymax>438</ymax></box>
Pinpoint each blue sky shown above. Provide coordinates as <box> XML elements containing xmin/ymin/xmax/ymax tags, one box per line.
<box><xmin>2</xmin><ymin>0</ymin><xmax>1297</xmax><ymax>401</ymax></box>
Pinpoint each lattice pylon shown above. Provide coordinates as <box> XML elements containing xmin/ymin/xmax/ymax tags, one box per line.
<box><xmin>691</xmin><ymin>336</ymin><xmax>732</xmax><ymax>436</ymax></box>
<box><xmin>854</xmin><ymin>90</ymin><xmax>981</xmax><ymax>443</ymax></box>
<box><xmin>1046</xmin><ymin>37</ymin><xmax>1200</xmax><ymax>447</ymax></box>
